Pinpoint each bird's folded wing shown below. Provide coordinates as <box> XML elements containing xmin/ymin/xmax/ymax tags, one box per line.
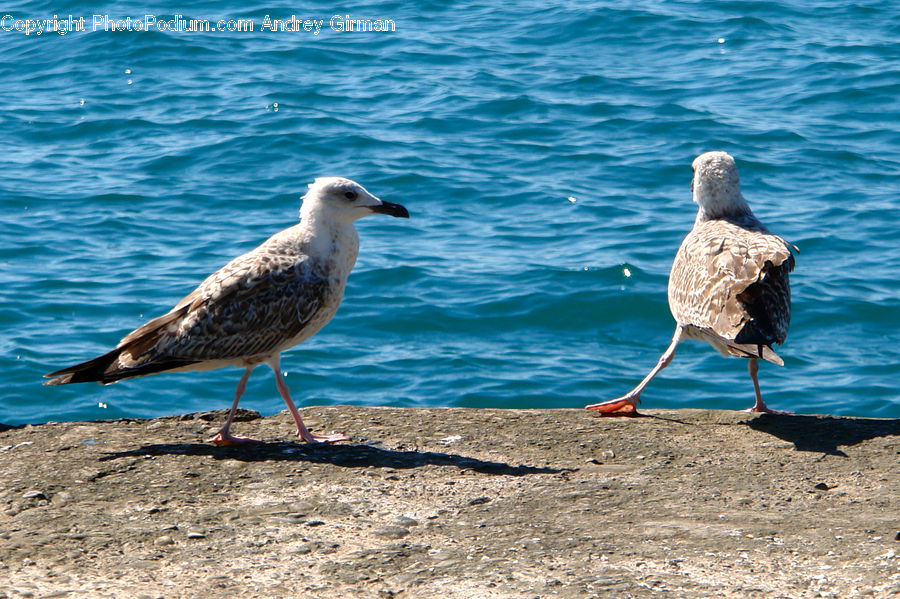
<box><xmin>117</xmin><ymin>252</ymin><xmax>330</xmax><ymax>366</ymax></box>
<box><xmin>668</xmin><ymin>220</ymin><xmax>794</xmax><ymax>344</ymax></box>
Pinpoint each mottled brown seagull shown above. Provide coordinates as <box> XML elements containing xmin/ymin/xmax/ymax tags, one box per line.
<box><xmin>45</xmin><ymin>177</ymin><xmax>409</xmax><ymax>444</ymax></box>
<box><xmin>587</xmin><ymin>151</ymin><xmax>795</xmax><ymax>415</ymax></box>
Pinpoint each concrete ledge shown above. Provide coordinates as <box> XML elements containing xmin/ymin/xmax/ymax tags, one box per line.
<box><xmin>1</xmin><ymin>407</ymin><xmax>898</xmax><ymax>598</ymax></box>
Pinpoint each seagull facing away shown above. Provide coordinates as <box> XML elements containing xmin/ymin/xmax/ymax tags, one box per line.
<box><xmin>45</xmin><ymin>177</ymin><xmax>409</xmax><ymax>444</ymax></box>
<box><xmin>587</xmin><ymin>151</ymin><xmax>795</xmax><ymax>416</ymax></box>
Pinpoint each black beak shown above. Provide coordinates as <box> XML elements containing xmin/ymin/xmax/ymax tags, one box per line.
<box><xmin>370</xmin><ymin>201</ymin><xmax>409</xmax><ymax>218</ymax></box>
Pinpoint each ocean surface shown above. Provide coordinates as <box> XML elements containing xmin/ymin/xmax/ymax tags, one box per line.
<box><xmin>2</xmin><ymin>1</ymin><xmax>899</xmax><ymax>426</ymax></box>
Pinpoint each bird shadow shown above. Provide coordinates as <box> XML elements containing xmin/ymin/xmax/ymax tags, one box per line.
<box><xmin>744</xmin><ymin>414</ymin><xmax>900</xmax><ymax>456</ymax></box>
<box><xmin>99</xmin><ymin>441</ymin><xmax>570</xmax><ymax>476</ymax></box>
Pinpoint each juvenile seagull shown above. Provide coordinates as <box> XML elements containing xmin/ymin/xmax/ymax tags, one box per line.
<box><xmin>45</xmin><ymin>177</ymin><xmax>409</xmax><ymax>444</ymax></box>
<box><xmin>587</xmin><ymin>151</ymin><xmax>795</xmax><ymax>415</ymax></box>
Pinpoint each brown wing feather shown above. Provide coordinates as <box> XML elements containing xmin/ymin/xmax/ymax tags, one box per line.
<box><xmin>120</xmin><ymin>251</ymin><xmax>330</xmax><ymax>365</ymax></box>
<box><xmin>45</xmin><ymin>249</ymin><xmax>330</xmax><ymax>385</ymax></box>
<box><xmin>667</xmin><ymin>216</ymin><xmax>794</xmax><ymax>364</ymax></box>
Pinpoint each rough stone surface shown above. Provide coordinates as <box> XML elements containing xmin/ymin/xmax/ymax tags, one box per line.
<box><xmin>0</xmin><ymin>406</ymin><xmax>897</xmax><ymax>598</ymax></box>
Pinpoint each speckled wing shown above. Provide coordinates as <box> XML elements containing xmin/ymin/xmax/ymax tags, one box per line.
<box><xmin>116</xmin><ymin>250</ymin><xmax>331</xmax><ymax>368</ymax></box>
<box><xmin>667</xmin><ymin>217</ymin><xmax>794</xmax><ymax>364</ymax></box>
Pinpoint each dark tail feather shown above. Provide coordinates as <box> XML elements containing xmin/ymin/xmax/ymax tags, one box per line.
<box><xmin>44</xmin><ymin>348</ymin><xmax>124</xmax><ymax>385</ymax></box>
<box><xmin>44</xmin><ymin>348</ymin><xmax>198</xmax><ymax>386</ymax></box>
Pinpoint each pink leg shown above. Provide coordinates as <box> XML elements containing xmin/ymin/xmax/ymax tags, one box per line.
<box><xmin>743</xmin><ymin>358</ymin><xmax>793</xmax><ymax>414</ymax></box>
<box><xmin>267</xmin><ymin>355</ymin><xmax>348</xmax><ymax>444</ymax></box>
<box><xmin>586</xmin><ymin>327</ymin><xmax>683</xmax><ymax>416</ymax></box>
<box><xmin>209</xmin><ymin>367</ymin><xmax>264</xmax><ymax>445</ymax></box>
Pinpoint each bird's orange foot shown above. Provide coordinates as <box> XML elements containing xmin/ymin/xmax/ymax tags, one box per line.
<box><xmin>298</xmin><ymin>430</ymin><xmax>349</xmax><ymax>444</ymax></box>
<box><xmin>743</xmin><ymin>405</ymin><xmax>794</xmax><ymax>415</ymax></box>
<box><xmin>209</xmin><ymin>431</ymin><xmax>264</xmax><ymax>446</ymax></box>
<box><xmin>585</xmin><ymin>396</ymin><xmax>640</xmax><ymax>416</ymax></box>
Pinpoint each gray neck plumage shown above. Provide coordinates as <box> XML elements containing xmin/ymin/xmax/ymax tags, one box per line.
<box><xmin>695</xmin><ymin>200</ymin><xmax>754</xmax><ymax>224</ymax></box>
<box><xmin>693</xmin><ymin>175</ymin><xmax>754</xmax><ymax>224</ymax></box>
<box><xmin>299</xmin><ymin>212</ymin><xmax>360</xmax><ymax>278</ymax></box>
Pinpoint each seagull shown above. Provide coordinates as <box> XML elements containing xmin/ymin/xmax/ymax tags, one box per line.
<box><xmin>45</xmin><ymin>177</ymin><xmax>409</xmax><ymax>444</ymax></box>
<box><xmin>587</xmin><ymin>151</ymin><xmax>795</xmax><ymax>416</ymax></box>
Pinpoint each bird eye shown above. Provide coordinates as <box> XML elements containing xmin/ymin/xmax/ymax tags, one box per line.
<box><xmin>344</xmin><ymin>191</ymin><xmax>357</xmax><ymax>201</ymax></box>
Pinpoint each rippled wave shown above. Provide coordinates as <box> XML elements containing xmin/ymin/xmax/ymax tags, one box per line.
<box><xmin>2</xmin><ymin>0</ymin><xmax>899</xmax><ymax>424</ymax></box>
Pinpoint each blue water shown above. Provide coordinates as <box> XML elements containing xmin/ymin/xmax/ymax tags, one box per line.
<box><xmin>2</xmin><ymin>1</ymin><xmax>899</xmax><ymax>426</ymax></box>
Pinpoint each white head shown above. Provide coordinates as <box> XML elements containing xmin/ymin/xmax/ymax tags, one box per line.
<box><xmin>691</xmin><ymin>151</ymin><xmax>751</xmax><ymax>220</ymax></box>
<box><xmin>300</xmin><ymin>177</ymin><xmax>409</xmax><ymax>225</ymax></box>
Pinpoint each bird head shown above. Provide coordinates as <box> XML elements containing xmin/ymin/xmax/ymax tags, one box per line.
<box><xmin>691</xmin><ymin>151</ymin><xmax>751</xmax><ymax>220</ymax></box>
<box><xmin>300</xmin><ymin>177</ymin><xmax>409</xmax><ymax>224</ymax></box>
